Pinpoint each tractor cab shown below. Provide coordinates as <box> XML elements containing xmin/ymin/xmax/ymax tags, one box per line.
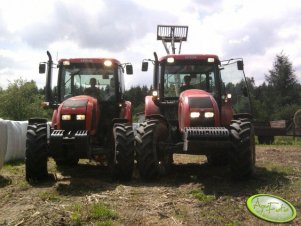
<box><xmin>56</xmin><ymin>58</ymin><xmax>129</xmax><ymax>104</ymax></box>
<box><xmin>143</xmin><ymin>55</ymin><xmax>251</xmax><ymax>132</ymax></box>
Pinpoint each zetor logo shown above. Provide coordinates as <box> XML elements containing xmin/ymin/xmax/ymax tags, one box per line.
<box><xmin>184</xmin><ymin>56</ymin><xmax>197</xmax><ymax>59</ymax></box>
<box><xmin>247</xmin><ymin>194</ymin><xmax>296</xmax><ymax>223</ymax></box>
<box><xmin>81</xmin><ymin>59</ymin><xmax>94</xmax><ymax>63</ymax></box>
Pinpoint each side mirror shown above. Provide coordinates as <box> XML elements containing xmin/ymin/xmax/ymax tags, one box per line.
<box><xmin>39</xmin><ymin>63</ymin><xmax>46</xmax><ymax>74</ymax></box>
<box><xmin>142</xmin><ymin>62</ymin><xmax>148</xmax><ymax>72</ymax></box>
<box><xmin>237</xmin><ymin>61</ymin><xmax>244</xmax><ymax>70</ymax></box>
<box><xmin>126</xmin><ymin>64</ymin><xmax>133</xmax><ymax>75</ymax></box>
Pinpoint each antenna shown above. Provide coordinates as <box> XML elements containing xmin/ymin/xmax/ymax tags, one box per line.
<box><xmin>157</xmin><ymin>25</ymin><xmax>188</xmax><ymax>54</ymax></box>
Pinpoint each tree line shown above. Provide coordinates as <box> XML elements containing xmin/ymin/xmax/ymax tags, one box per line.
<box><xmin>0</xmin><ymin>52</ymin><xmax>300</xmax><ymax>122</ymax></box>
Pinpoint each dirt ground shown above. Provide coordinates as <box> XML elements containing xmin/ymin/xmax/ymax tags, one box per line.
<box><xmin>0</xmin><ymin>145</ymin><xmax>300</xmax><ymax>226</ymax></box>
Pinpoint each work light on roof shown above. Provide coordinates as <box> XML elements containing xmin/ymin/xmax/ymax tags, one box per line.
<box><xmin>104</xmin><ymin>60</ymin><xmax>112</xmax><ymax>67</ymax></box>
<box><xmin>208</xmin><ymin>58</ymin><xmax>215</xmax><ymax>63</ymax></box>
<box><xmin>167</xmin><ymin>57</ymin><xmax>175</xmax><ymax>63</ymax></box>
<box><xmin>63</xmin><ymin>61</ymin><xmax>70</xmax><ymax>66</ymax></box>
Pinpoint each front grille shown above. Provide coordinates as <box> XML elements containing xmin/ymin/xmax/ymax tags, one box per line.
<box><xmin>184</xmin><ymin>127</ymin><xmax>229</xmax><ymax>140</ymax></box>
<box><xmin>190</xmin><ymin>116</ymin><xmax>214</xmax><ymax>127</ymax></box>
<box><xmin>61</xmin><ymin>115</ymin><xmax>86</xmax><ymax>131</ymax></box>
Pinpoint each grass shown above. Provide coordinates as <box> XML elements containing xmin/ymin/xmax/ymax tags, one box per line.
<box><xmin>269</xmin><ymin>165</ymin><xmax>295</xmax><ymax>175</ymax></box>
<box><xmin>2</xmin><ymin>159</ymin><xmax>24</xmax><ymax>173</ymax></box>
<box><xmin>90</xmin><ymin>203</ymin><xmax>118</xmax><ymax>220</ymax></box>
<box><xmin>274</xmin><ymin>136</ymin><xmax>301</xmax><ymax>145</ymax></box>
<box><xmin>38</xmin><ymin>191</ymin><xmax>62</xmax><ymax>202</ymax></box>
<box><xmin>189</xmin><ymin>190</ymin><xmax>216</xmax><ymax>203</ymax></box>
<box><xmin>256</xmin><ymin>136</ymin><xmax>301</xmax><ymax>146</ymax></box>
<box><xmin>70</xmin><ymin>202</ymin><xmax>118</xmax><ymax>225</ymax></box>
<box><xmin>70</xmin><ymin>203</ymin><xmax>82</xmax><ymax>224</ymax></box>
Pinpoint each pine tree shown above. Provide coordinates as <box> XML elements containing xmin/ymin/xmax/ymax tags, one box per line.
<box><xmin>265</xmin><ymin>52</ymin><xmax>300</xmax><ymax>106</ymax></box>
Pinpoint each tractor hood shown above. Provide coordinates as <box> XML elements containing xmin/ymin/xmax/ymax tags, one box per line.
<box><xmin>63</xmin><ymin>98</ymin><xmax>88</xmax><ymax>109</ymax></box>
<box><xmin>60</xmin><ymin>96</ymin><xmax>93</xmax><ymax>115</ymax></box>
<box><xmin>52</xmin><ymin>95</ymin><xmax>100</xmax><ymax>133</ymax></box>
<box><xmin>178</xmin><ymin>89</ymin><xmax>220</xmax><ymax>133</ymax></box>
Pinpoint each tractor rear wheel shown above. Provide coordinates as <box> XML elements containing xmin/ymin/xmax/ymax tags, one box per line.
<box><xmin>110</xmin><ymin>123</ymin><xmax>134</xmax><ymax>181</ymax></box>
<box><xmin>135</xmin><ymin>119</ymin><xmax>170</xmax><ymax>180</ymax></box>
<box><xmin>25</xmin><ymin>122</ymin><xmax>49</xmax><ymax>182</ymax></box>
<box><xmin>229</xmin><ymin>119</ymin><xmax>255</xmax><ymax>180</ymax></box>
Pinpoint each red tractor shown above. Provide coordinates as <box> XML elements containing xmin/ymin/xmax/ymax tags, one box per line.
<box><xmin>135</xmin><ymin>25</ymin><xmax>255</xmax><ymax>180</ymax></box>
<box><xmin>25</xmin><ymin>51</ymin><xmax>135</xmax><ymax>182</ymax></box>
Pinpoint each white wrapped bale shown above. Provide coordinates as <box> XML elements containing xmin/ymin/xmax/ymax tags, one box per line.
<box><xmin>5</xmin><ymin>121</ymin><xmax>28</xmax><ymax>162</ymax></box>
<box><xmin>0</xmin><ymin>119</ymin><xmax>8</xmax><ymax>169</ymax></box>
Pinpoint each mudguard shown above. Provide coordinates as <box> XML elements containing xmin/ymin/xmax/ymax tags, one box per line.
<box><xmin>221</xmin><ymin>97</ymin><xmax>233</xmax><ymax>126</ymax></box>
<box><xmin>145</xmin><ymin>96</ymin><xmax>160</xmax><ymax>117</ymax></box>
<box><xmin>123</xmin><ymin>101</ymin><xmax>132</xmax><ymax>123</ymax></box>
<box><xmin>51</xmin><ymin>109</ymin><xmax>58</xmax><ymax>129</ymax></box>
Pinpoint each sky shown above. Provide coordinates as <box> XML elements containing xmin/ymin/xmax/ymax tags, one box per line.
<box><xmin>0</xmin><ymin>0</ymin><xmax>301</xmax><ymax>90</ymax></box>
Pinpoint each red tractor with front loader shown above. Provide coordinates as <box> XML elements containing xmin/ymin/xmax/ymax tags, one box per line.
<box><xmin>25</xmin><ymin>51</ymin><xmax>135</xmax><ymax>182</ymax></box>
<box><xmin>136</xmin><ymin>25</ymin><xmax>255</xmax><ymax>180</ymax></box>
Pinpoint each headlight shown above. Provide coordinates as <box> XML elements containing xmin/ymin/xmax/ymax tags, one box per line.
<box><xmin>152</xmin><ymin>90</ymin><xmax>158</xmax><ymax>97</ymax></box>
<box><xmin>204</xmin><ymin>112</ymin><xmax>214</xmax><ymax>118</ymax></box>
<box><xmin>62</xmin><ymin>114</ymin><xmax>71</xmax><ymax>120</ymax></box>
<box><xmin>190</xmin><ymin>112</ymin><xmax>200</xmax><ymax>118</ymax></box>
<box><xmin>76</xmin><ymin>114</ymin><xmax>86</xmax><ymax>120</ymax></box>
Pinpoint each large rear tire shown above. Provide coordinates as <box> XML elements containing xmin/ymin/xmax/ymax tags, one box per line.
<box><xmin>25</xmin><ymin>122</ymin><xmax>49</xmax><ymax>182</ymax></box>
<box><xmin>110</xmin><ymin>123</ymin><xmax>135</xmax><ymax>181</ymax></box>
<box><xmin>135</xmin><ymin>119</ymin><xmax>170</xmax><ymax>180</ymax></box>
<box><xmin>229</xmin><ymin>119</ymin><xmax>255</xmax><ymax>180</ymax></box>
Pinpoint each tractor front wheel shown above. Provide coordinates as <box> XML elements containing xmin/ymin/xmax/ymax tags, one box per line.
<box><xmin>25</xmin><ymin>122</ymin><xmax>49</xmax><ymax>182</ymax></box>
<box><xmin>110</xmin><ymin>124</ymin><xmax>135</xmax><ymax>181</ymax></box>
<box><xmin>229</xmin><ymin>119</ymin><xmax>255</xmax><ymax>180</ymax></box>
<box><xmin>135</xmin><ymin>119</ymin><xmax>170</xmax><ymax>180</ymax></box>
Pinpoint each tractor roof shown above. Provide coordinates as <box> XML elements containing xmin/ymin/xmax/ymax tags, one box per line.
<box><xmin>58</xmin><ymin>58</ymin><xmax>121</xmax><ymax>65</ymax></box>
<box><xmin>159</xmin><ymin>54</ymin><xmax>220</xmax><ymax>62</ymax></box>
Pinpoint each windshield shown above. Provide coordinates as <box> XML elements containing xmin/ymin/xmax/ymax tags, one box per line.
<box><xmin>59</xmin><ymin>63</ymin><xmax>116</xmax><ymax>100</ymax></box>
<box><xmin>162</xmin><ymin>63</ymin><xmax>217</xmax><ymax>98</ymax></box>
<box><xmin>220</xmin><ymin>61</ymin><xmax>251</xmax><ymax>114</ymax></box>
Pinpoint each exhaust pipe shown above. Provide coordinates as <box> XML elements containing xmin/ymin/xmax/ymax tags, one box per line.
<box><xmin>45</xmin><ymin>51</ymin><xmax>53</xmax><ymax>103</ymax></box>
<box><xmin>153</xmin><ymin>52</ymin><xmax>159</xmax><ymax>90</ymax></box>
